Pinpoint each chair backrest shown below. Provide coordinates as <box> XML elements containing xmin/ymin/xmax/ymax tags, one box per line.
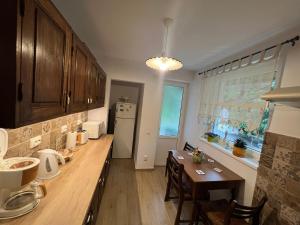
<box><xmin>167</xmin><ymin>152</ymin><xmax>184</xmax><ymax>192</ymax></box>
<box><xmin>183</xmin><ymin>142</ymin><xmax>195</xmax><ymax>152</ymax></box>
<box><xmin>224</xmin><ymin>196</ymin><xmax>267</xmax><ymax>225</ymax></box>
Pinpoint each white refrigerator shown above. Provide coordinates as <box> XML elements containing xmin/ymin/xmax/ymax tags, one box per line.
<box><xmin>113</xmin><ymin>102</ymin><xmax>136</xmax><ymax>158</ymax></box>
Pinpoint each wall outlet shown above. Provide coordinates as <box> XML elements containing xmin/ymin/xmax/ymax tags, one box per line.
<box><xmin>143</xmin><ymin>155</ymin><xmax>148</xmax><ymax>161</ymax></box>
<box><xmin>30</xmin><ymin>135</ymin><xmax>41</xmax><ymax>149</ymax></box>
<box><xmin>61</xmin><ymin>125</ymin><xmax>68</xmax><ymax>133</ymax></box>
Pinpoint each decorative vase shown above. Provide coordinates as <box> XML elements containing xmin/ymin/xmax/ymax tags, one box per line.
<box><xmin>232</xmin><ymin>146</ymin><xmax>246</xmax><ymax>157</ymax></box>
<box><xmin>192</xmin><ymin>154</ymin><xmax>202</xmax><ymax>163</ymax></box>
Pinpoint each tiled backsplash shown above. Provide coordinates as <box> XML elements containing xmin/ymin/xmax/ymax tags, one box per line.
<box><xmin>4</xmin><ymin>112</ymin><xmax>88</xmax><ymax>159</ymax></box>
<box><xmin>253</xmin><ymin>132</ymin><xmax>300</xmax><ymax>225</ymax></box>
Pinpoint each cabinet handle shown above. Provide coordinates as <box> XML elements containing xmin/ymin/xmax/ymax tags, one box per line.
<box><xmin>67</xmin><ymin>96</ymin><xmax>70</xmax><ymax>105</ymax></box>
<box><xmin>90</xmin><ymin>98</ymin><xmax>93</xmax><ymax>103</ymax></box>
<box><xmin>87</xmin><ymin>98</ymin><xmax>90</xmax><ymax>104</ymax></box>
<box><xmin>86</xmin><ymin>214</ymin><xmax>92</xmax><ymax>224</ymax></box>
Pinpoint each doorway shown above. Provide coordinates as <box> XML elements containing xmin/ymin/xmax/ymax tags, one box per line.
<box><xmin>155</xmin><ymin>81</ymin><xmax>188</xmax><ymax>165</ymax></box>
<box><xmin>108</xmin><ymin>80</ymin><xmax>144</xmax><ymax>159</ymax></box>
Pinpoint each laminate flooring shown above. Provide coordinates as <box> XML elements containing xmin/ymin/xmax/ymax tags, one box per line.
<box><xmin>96</xmin><ymin>159</ymin><xmax>194</xmax><ymax>225</ymax></box>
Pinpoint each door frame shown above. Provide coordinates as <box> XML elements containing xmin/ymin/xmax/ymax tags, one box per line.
<box><xmin>158</xmin><ymin>80</ymin><xmax>189</xmax><ymax>150</ymax></box>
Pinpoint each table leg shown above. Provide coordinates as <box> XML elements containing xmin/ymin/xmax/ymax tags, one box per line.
<box><xmin>190</xmin><ymin>183</ymin><xmax>198</xmax><ymax>225</ymax></box>
<box><xmin>231</xmin><ymin>184</ymin><xmax>239</xmax><ymax>201</ymax></box>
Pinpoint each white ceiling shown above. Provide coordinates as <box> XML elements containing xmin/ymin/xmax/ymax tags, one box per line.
<box><xmin>53</xmin><ymin>0</ymin><xmax>300</xmax><ymax>72</ymax></box>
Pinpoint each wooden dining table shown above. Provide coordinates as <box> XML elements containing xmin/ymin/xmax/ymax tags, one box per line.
<box><xmin>171</xmin><ymin>150</ymin><xmax>244</xmax><ymax>225</ymax></box>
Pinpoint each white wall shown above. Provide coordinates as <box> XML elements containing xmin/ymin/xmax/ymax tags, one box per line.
<box><xmin>88</xmin><ymin>57</ymin><xmax>194</xmax><ymax>169</ymax></box>
<box><xmin>182</xmin><ymin>37</ymin><xmax>300</xmax><ymax>205</ymax></box>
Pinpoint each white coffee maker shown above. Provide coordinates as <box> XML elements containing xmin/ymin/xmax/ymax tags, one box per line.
<box><xmin>0</xmin><ymin>129</ymin><xmax>47</xmax><ymax>219</ymax></box>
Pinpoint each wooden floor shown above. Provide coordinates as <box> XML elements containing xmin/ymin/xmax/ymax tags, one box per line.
<box><xmin>96</xmin><ymin>159</ymin><xmax>194</xmax><ymax>225</ymax></box>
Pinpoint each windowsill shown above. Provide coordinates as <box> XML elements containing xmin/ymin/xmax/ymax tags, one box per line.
<box><xmin>199</xmin><ymin>138</ymin><xmax>259</xmax><ymax>170</ymax></box>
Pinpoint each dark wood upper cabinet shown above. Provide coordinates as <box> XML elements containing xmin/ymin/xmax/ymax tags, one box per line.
<box><xmin>69</xmin><ymin>34</ymin><xmax>89</xmax><ymax>113</ymax></box>
<box><xmin>18</xmin><ymin>0</ymin><xmax>71</xmax><ymax>125</ymax></box>
<box><xmin>0</xmin><ymin>0</ymin><xmax>71</xmax><ymax>128</ymax></box>
<box><xmin>98</xmin><ymin>69</ymin><xmax>106</xmax><ymax>108</ymax></box>
<box><xmin>86</xmin><ymin>51</ymin><xmax>106</xmax><ymax>110</ymax></box>
<box><xmin>0</xmin><ymin>0</ymin><xmax>105</xmax><ymax>128</ymax></box>
<box><xmin>87</xmin><ymin>57</ymin><xmax>98</xmax><ymax>109</ymax></box>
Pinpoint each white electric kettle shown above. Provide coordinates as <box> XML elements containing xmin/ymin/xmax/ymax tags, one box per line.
<box><xmin>37</xmin><ymin>149</ymin><xmax>65</xmax><ymax>180</ymax></box>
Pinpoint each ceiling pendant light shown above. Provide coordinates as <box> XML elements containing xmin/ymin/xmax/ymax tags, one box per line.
<box><xmin>146</xmin><ymin>18</ymin><xmax>183</xmax><ymax>71</ymax></box>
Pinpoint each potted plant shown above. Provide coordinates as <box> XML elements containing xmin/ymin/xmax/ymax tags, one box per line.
<box><xmin>205</xmin><ymin>132</ymin><xmax>219</xmax><ymax>143</ymax></box>
<box><xmin>233</xmin><ymin>138</ymin><xmax>247</xmax><ymax>157</ymax></box>
<box><xmin>192</xmin><ymin>148</ymin><xmax>204</xmax><ymax>164</ymax></box>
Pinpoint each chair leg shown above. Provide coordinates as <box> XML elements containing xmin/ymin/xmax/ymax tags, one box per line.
<box><xmin>164</xmin><ymin>178</ymin><xmax>172</xmax><ymax>201</ymax></box>
<box><xmin>175</xmin><ymin>194</ymin><xmax>184</xmax><ymax>225</ymax></box>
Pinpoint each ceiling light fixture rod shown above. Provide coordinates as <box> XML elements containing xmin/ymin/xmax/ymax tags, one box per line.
<box><xmin>162</xmin><ymin>18</ymin><xmax>173</xmax><ymax>57</ymax></box>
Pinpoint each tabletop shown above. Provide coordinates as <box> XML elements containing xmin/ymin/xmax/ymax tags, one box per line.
<box><xmin>172</xmin><ymin>150</ymin><xmax>244</xmax><ymax>188</ymax></box>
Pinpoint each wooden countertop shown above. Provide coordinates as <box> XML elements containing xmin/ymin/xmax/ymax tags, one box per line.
<box><xmin>2</xmin><ymin>135</ymin><xmax>113</xmax><ymax>225</ymax></box>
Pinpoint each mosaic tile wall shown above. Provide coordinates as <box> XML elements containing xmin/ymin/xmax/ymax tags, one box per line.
<box><xmin>253</xmin><ymin>132</ymin><xmax>300</xmax><ymax>225</ymax></box>
<box><xmin>4</xmin><ymin>112</ymin><xmax>88</xmax><ymax>158</ymax></box>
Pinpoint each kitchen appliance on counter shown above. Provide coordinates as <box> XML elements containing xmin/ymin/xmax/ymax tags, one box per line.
<box><xmin>0</xmin><ymin>129</ymin><xmax>47</xmax><ymax>219</ymax></box>
<box><xmin>66</xmin><ymin>131</ymin><xmax>77</xmax><ymax>150</ymax></box>
<box><xmin>37</xmin><ymin>149</ymin><xmax>65</xmax><ymax>180</ymax></box>
<box><xmin>112</xmin><ymin>102</ymin><xmax>136</xmax><ymax>158</ymax></box>
<box><xmin>82</xmin><ymin>121</ymin><xmax>103</xmax><ymax>139</ymax></box>
<box><xmin>77</xmin><ymin>130</ymin><xmax>89</xmax><ymax>145</ymax></box>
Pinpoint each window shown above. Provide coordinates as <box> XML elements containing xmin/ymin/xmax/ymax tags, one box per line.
<box><xmin>159</xmin><ymin>85</ymin><xmax>184</xmax><ymax>137</ymax></box>
<box><xmin>198</xmin><ymin>58</ymin><xmax>279</xmax><ymax>152</ymax></box>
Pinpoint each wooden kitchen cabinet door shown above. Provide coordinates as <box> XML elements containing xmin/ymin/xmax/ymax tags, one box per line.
<box><xmin>18</xmin><ymin>0</ymin><xmax>71</xmax><ymax>125</ymax></box>
<box><xmin>69</xmin><ymin>34</ymin><xmax>89</xmax><ymax>113</ymax></box>
<box><xmin>98</xmin><ymin>70</ymin><xmax>106</xmax><ymax>108</ymax></box>
<box><xmin>87</xmin><ymin>59</ymin><xmax>100</xmax><ymax>109</ymax></box>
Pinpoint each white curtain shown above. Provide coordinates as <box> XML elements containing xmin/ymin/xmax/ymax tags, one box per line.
<box><xmin>198</xmin><ymin>54</ymin><xmax>279</xmax><ymax>139</ymax></box>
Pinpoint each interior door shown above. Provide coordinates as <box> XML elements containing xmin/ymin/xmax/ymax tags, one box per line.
<box><xmin>19</xmin><ymin>0</ymin><xmax>71</xmax><ymax>125</ymax></box>
<box><xmin>69</xmin><ymin>34</ymin><xmax>88</xmax><ymax>112</ymax></box>
<box><xmin>155</xmin><ymin>81</ymin><xmax>188</xmax><ymax>165</ymax></box>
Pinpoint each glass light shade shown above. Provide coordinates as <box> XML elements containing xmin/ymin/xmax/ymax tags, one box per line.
<box><xmin>146</xmin><ymin>57</ymin><xmax>183</xmax><ymax>71</ymax></box>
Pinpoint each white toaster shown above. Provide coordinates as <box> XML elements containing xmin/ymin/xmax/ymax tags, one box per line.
<box><xmin>82</xmin><ymin>121</ymin><xmax>102</xmax><ymax>139</ymax></box>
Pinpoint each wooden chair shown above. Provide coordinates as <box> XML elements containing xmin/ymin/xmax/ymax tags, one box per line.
<box><xmin>183</xmin><ymin>142</ymin><xmax>196</xmax><ymax>152</ymax></box>
<box><xmin>165</xmin><ymin>142</ymin><xmax>195</xmax><ymax>176</ymax></box>
<box><xmin>164</xmin><ymin>152</ymin><xmax>193</xmax><ymax>225</ymax></box>
<box><xmin>197</xmin><ymin>196</ymin><xmax>267</xmax><ymax>225</ymax></box>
